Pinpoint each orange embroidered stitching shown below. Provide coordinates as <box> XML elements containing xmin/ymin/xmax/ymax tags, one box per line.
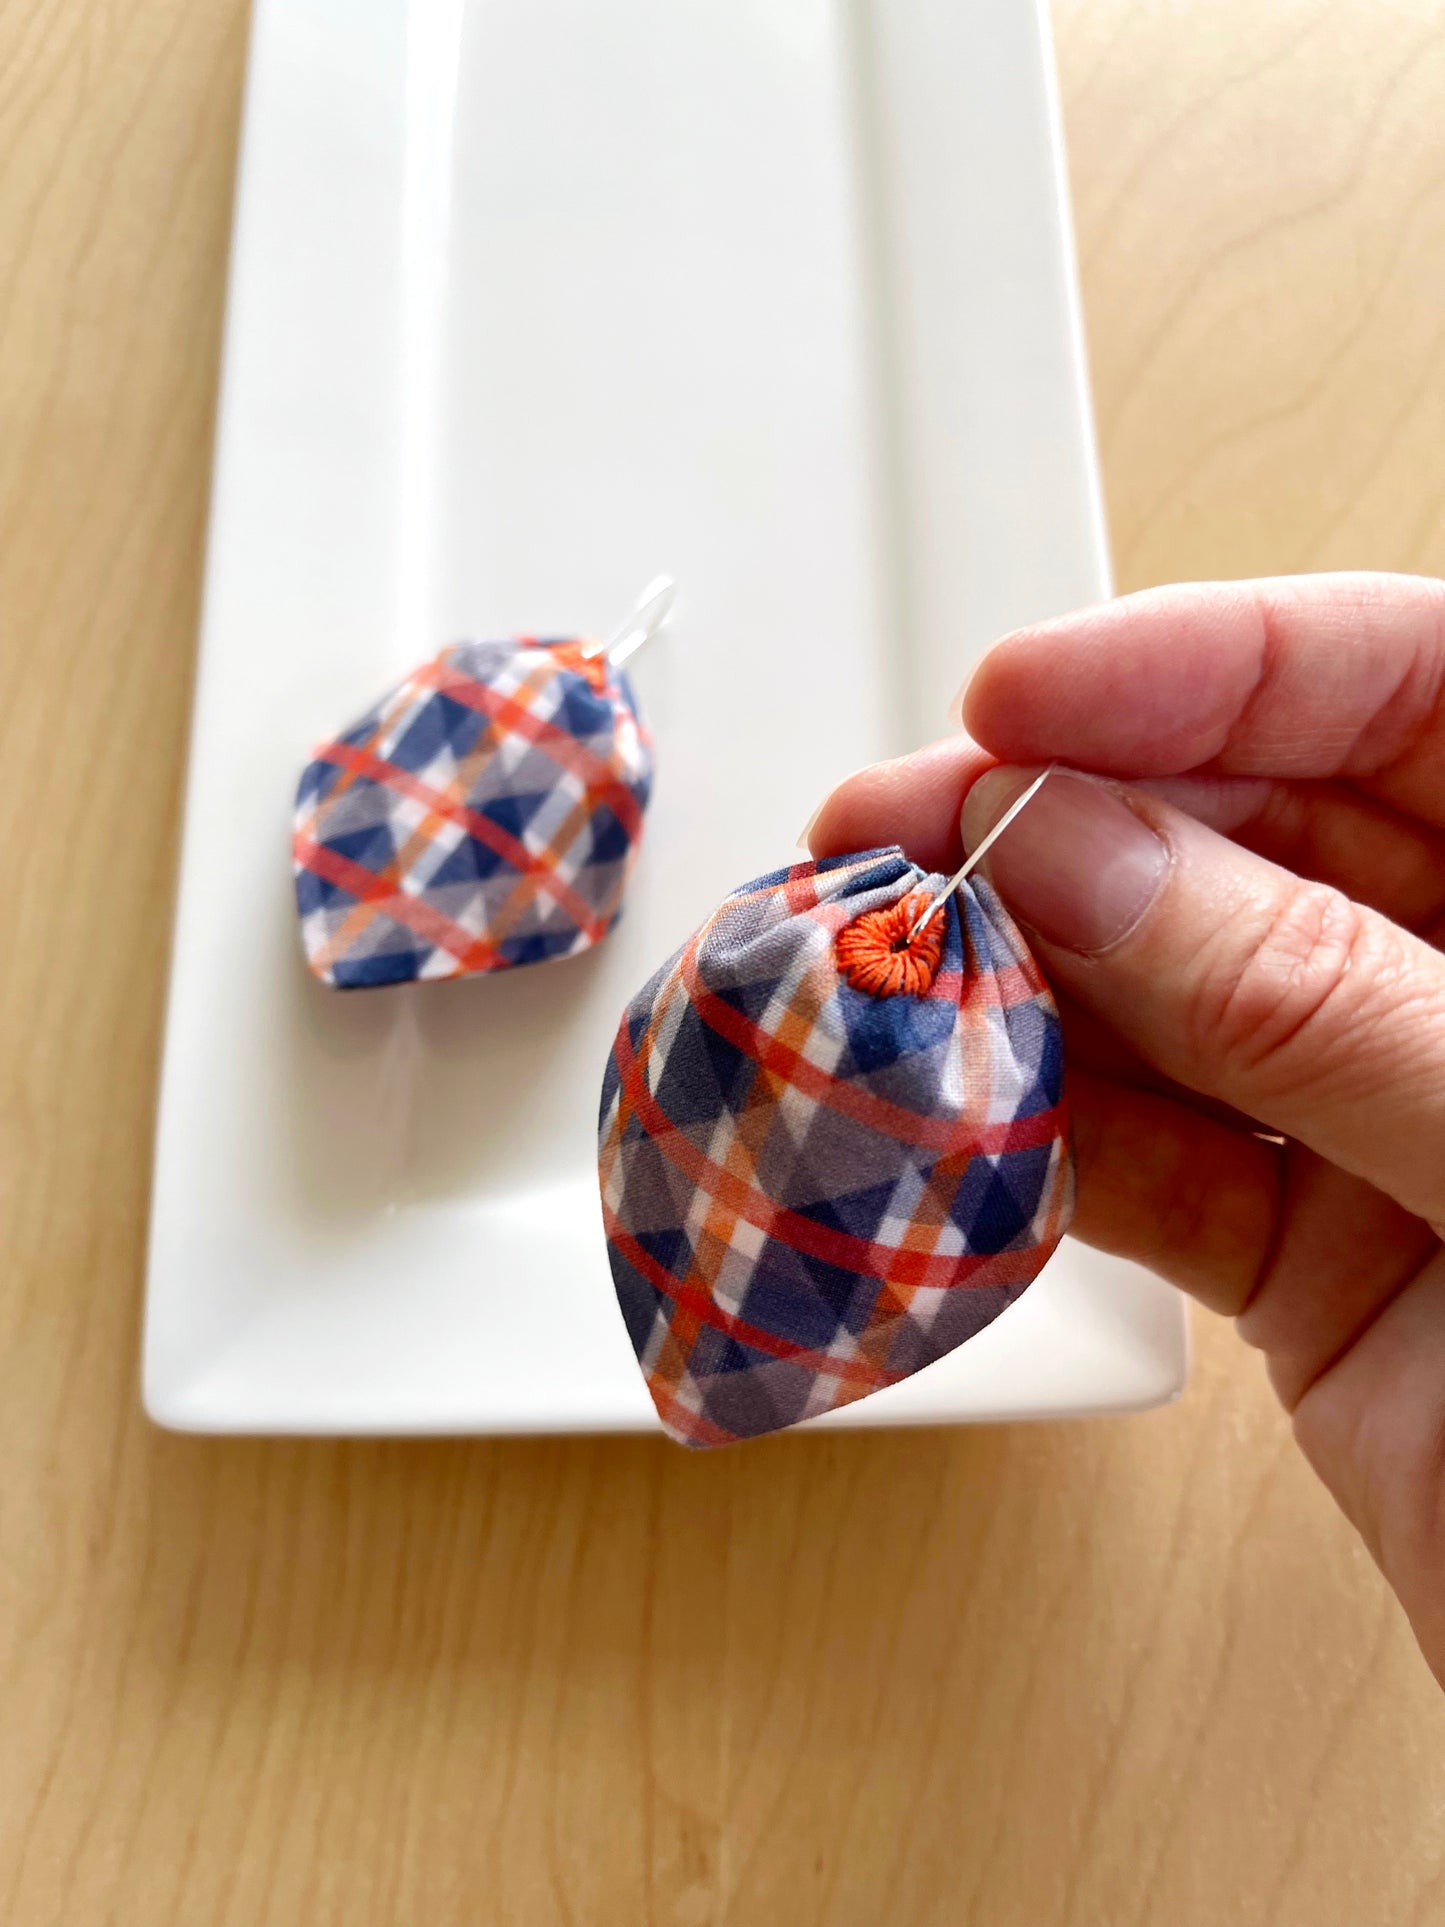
<box><xmin>835</xmin><ymin>890</ymin><xmax>944</xmax><ymax>998</ymax></box>
<box><xmin>550</xmin><ymin>640</ymin><xmax>611</xmax><ymax>693</ymax></box>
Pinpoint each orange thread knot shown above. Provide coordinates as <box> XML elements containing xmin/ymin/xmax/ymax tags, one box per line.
<box><xmin>835</xmin><ymin>890</ymin><xmax>943</xmax><ymax>998</ymax></box>
<box><xmin>550</xmin><ymin>639</ymin><xmax>611</xmax><ymax>693</ymax></box>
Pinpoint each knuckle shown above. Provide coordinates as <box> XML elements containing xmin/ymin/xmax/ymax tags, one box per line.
<box><xmin>1193</xmin><ymin>878</ymin><xmax>1383</xmax><ymax>1084</ymax></box>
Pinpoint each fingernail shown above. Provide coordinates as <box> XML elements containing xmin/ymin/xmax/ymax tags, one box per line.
<box><xmin>796</xmin><ymin>799</ymin><xmax>823</xmax><ymax>852</ymax></box>
<box><xmin>960</xmin><ymin>767</ymin><xmax>1169</xmax><ymax>953</ymax></box>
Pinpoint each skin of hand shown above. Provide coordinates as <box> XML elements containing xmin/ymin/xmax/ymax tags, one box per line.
<box><xmin>806</xmin><ymin>573</ymin><xmax>1445</xmax><ymax>1686</ymax></box>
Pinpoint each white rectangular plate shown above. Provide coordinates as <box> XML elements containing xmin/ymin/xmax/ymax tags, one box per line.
<box><xmin>146</xmin><ymin>0</ymin><xmax>1188</xmax><ymax>1433</ymax></box>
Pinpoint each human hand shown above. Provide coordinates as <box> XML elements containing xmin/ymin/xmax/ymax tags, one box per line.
<box><xmin>807</xmin><ymin>574</ymin><xmax>1445</xmax><ymax>1685</ymax></box>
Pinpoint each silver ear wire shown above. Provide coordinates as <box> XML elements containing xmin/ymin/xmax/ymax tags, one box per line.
<box><xmin>907</xmin><ymin>763</ymin><xmax>1057</xmax><ymax>941</ymax></box>
<box><xmin>584</xmin><ymin>575</ymin><xmax>678</xmax><ymax>665</ymax></box>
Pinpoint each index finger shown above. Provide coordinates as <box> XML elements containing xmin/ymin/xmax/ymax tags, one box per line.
<box><xmin>960</xmin><ymin>572</ymin><xmax>1445</xmax><ymax>826</ymax></box>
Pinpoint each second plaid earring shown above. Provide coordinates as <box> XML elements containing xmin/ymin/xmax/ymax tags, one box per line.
<box><xmin>292</xmin><ymin>580</ymin><xmax>672</xmax><ymax>988</ymax></box>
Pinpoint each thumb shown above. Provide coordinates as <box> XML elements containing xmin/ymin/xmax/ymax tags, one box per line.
<box><xmin>962</xmin><ymin>766</ymin><xmax>1445</xmax><ymax>1230</ymax></box>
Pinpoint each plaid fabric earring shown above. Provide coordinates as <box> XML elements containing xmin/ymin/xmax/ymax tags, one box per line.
<box><xmin>598</xmin><ymin>775</ymin><xmax>1073</xmax><ymax>1449</ymax></box>
<box><xmin>293</xmin><ymin>580</ymin><xmax>672</xmax><ymax>988</ymax></box>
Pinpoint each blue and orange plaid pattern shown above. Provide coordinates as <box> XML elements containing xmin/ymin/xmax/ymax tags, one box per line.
<box><xmin>598</xmin><ymin>848</ymin><xmax>1073</xmax><ymax>1448</ymax></box>
<box><xmin>294</xmin><ymin>637</ymin><xmax>651</xmax><ymax>988</ymax></box>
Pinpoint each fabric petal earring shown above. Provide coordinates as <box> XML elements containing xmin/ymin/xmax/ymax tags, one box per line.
<box><xmin>597</xmin><ymin>769</ymin><xmax>1073</xmax><ymax>1449</ymax></box>
<box><xmin>293</xmin><ymin>578</ymin><xmax>673</xmax><ymax>988</ymax></box>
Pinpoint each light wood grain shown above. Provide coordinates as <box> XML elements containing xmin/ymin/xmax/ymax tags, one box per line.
<box><xmin>3</xmin><ymin>2</ymin><xmax>1445</xmax><ymax>1921</ymax></box>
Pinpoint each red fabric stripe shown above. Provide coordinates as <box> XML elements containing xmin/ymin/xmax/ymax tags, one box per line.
<box><xmin>610</xmin><ymin>1018</ymin><xmax>1045</xmax><ymax>1294</ymax></box>
<box><xmin>647</xmin><ymin>1383</ymin><xmax>738</xmax><ymax>1449</ymax></box>
<box><xmin>676</xmin><ymin>935</ymin><xmax>1065</xmax><ymax>1160</ymax></box>
<box><xmin>295</xmin><ymin>836</ymin><xmax>506</xmax><ymax>975</ymax></box>
<box><xmin>312</xmin><ymin>740</ymin><xmax>609</xmax><ymax>943</ymax></box>
<box><xmin>604</xmin><ymin>1207</ymin><xmax>899</xmax><ymax>1389</ymax></box>
<box><xmin>429</xmin><ymin>659</ymin><xmax>645</xmax><ymax>843</ymax></box>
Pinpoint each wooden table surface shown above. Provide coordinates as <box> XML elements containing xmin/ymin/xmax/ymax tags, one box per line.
<box><xmin>4</xmin><ymin>2</ymin><xmax>1445</xmax><ymax>1921</ymax></box>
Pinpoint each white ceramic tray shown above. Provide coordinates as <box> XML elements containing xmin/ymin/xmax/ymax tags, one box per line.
<box><xmin>145</xmin><ymin>0</ymin><xmax>1188</xmax><ymax>1432</ymax></box>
